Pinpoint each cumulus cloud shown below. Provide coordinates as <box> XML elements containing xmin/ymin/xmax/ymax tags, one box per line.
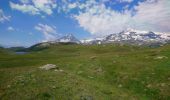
<box><xmin>132</xmin><ymin>0</ymin><xmax>170</xmax><ymax>32</ymax></box>
<box><xmin>0</xmin><ymin>9</ymin><xmax>11</xmax><ymax>23</ymax></box>
<box><xmin>74</xmin><ymin>5</ymin><xmax>131</xmax><ymax>36</ymax></box>
<box><xmin>9</xmin><ymin>0</ymin><xmax>170</xmax><ymax>36</ymax></box>
<box><xmin>117</xmin><ymin>0</ymin><xmax>134</xmax><ymax>3</ymax></box>
<box><xmin>35</xmin><ymin>23</ymin><xmax>57</xmax><ymax>41</ymax></box>
<box><xmin>10</xmin><ymin>0</ymin><xmax>56</xmax><ymax>15</ymax></box>
<box><xmin>73</xmin><ymin>0</ymin><xmax>170</xmax><ymax>36</ymax></box>
<box><xmin>10</xmin><ymin>2</ymin><xmax>39</xmax><ymax>15</ymax></box>
<box><xmin>32</xmin><ymin>0</ymin><xmax>57</xmax><ymax>15</ymax></box>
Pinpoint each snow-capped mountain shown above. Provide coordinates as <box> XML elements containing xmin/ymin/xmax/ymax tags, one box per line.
<box><xmin>29</xmin><ymin>34</ymin><xmax>80</xmax><ymax>49</ymax></box>
<box><xmin>30</xmin><ymin>30</ymin><xmax>170</xmax><ymax>48</ymax></box>
<box><xmin>81</xmin><ymin>29</ymin><xmax>170</xmax><ymax>45</ymax></box>
<box><xmin>103</xmin><ymin>29</ymin><xmax>170</xmax><ymax>44</ymax></box>
<box><xmin>56</xmin><ymin>34</ymin><xmax>80</xmax><ymax>44</ymax></box>
<box><xmin>80</xmin><ymin>38</ymin><xmax>104</xmax><ymax>45</ymax></box>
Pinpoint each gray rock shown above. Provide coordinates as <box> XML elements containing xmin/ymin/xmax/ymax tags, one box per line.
<box><xmin>90</xmin><ymin>56</ymin><xmax>97</xmax><ymax>59</ymax></box>
<box><xmin>154</xmin><ymin>56</ymin><xmax>168</xmax><ymax>60</ymax></box>
<box><xmin>39</xmin><ymin>64</ymin><xmax>58</xmax><ymax>70</ymax></box>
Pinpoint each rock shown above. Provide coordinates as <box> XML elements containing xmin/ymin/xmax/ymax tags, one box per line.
<box><xmin>168</xmin><ymin>77</ymin><xmax>170</xmax><ymax>80</ymax></box>
<box><xmin>118</xmin><ymin>84</ymin><xmax>122</xmax><ymax>88</ymax></box>
<box><xmin>59</xmin><ymin>69</ymin><xmax>64</xmax><ymax>72</ymax></box>
<box><xmin>113</xmin><ymin>60</ymin><xmax>116</xmax><ymax>63</ymax></box>
<box><xmin>39</xmin><ymin>64</ymin><xmax>58</xmax><ymax>70</ymax></box>
<box><xmin>54</xmin><ymin>69</ymin><xmax>58</xmax><ymax>71</ymax></box>
<box><xmin>77</xmin><ymin>71</ymin><xmax>83</xmax><ymax>74</ymax></box>
<box><xmin>96</xmin><ymin>67</ymin><xmax>103</xmax><ymax>73</ymax></box>
<box><xmin>154</xmin><ymin>56</ymin><xmax>168</xmax><ymax>60</ymax></box>
<box><xmin>146</xmin><ymin>84</ymin><xmax>152</xmax><ymax>88</ymax></box>
<box><xmin>88</xmin><ymin>76</ymin><xmax>94</xmax><ymax>79</ymax></box>
<box><xmin>90</xmin><ymin>56</ymin><xmax>97</xmax><ymax>59</ymax></box>
<box><xmin>160</xmin><ymin>83</ymin><xmax>165</xmax><ymax>87</ymax></box>
<box><xmin>51</xmin><ymin>86</ymin><xmax>57</xmax><ymax>89</ymax></box>
<box><xmin>54</xmin><ymin>69</ymin><xmax>63</xmax><ymax>72</ymax></box>
<box><xmin>7</xmin><ymin>85</ymin><xmax>11</xmax><ymax>88</ymax></box>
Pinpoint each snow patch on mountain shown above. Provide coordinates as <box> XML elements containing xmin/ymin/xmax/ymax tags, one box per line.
<box><xmin>57</xmin><ymin>34</ymin><xmax>80</xmax><ymax>43</ymax></box>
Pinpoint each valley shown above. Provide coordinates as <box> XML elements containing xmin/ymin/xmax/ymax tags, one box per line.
<box><xmin>0</xmin><ymin>44</ymin><xmax>169</xmax><ymax>100</ymax></box>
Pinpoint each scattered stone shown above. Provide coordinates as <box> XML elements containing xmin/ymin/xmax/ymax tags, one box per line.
<box><xmin>168</xmin><ymin>77</ymin><xmax>170</xmax><ymax>80</ymax></box>
<box><xmin>160</xmin><ymin>83</ymin><xmax>165</xmax><ymax>87</ymax></box>
<box><xmin>51</xmin><ymin>86</ymin><xmax>57</xmax><ymax>89</ymax></box>
<box><xmin>118</xmin><ymin>84</ymin><xmax>122</xmax><ymax>88</ymax></box>
<box><xmin>7</xmin><ymin>85</ymin><xmax>11</xmax><ymax>88</ymax></box>
<box><xmin>90</xmin><ymin>56</ymin><xmax>97</xmax><ymax>60</ymax></box>
<box><xmin>96</xmin><ymin>67</ymin><xmax>102</xmax><ymax>73</ymax></box>
<box><xmin>154</xmin><ymin>56</ymin><xmax>168</xmax><ymax>60</ymax></box>
<box><xmin>54</xmin><ymin>69</ymin><xmax>64</xmax><ymax>72</ymax></box>
<box><xmin>54</xmin><ymin>69</ymin><xmax>58</xmax><ymax>71</ymax></box>
<box><xmin>88</xmin><ymin>76</ymin><xmax>94</xmax><ymax>79</ymax></box>
<box><xmin>39</xmin><ymin>64</ymin><xmax>58</xmax><ymax>70</ymax></box>
<box><xmin>59</xmin><ymin>69</ymin><xmax>63</xmax><ymax>72</ymax></box>
<box><xmin>113</xmin><ymin>60</ymin><xmax>116</xmax><ymax>63</ymax></box>
<box><xmin>77</xmin><ymin>71</ymin><xmax>83</xmax><ymax>74</ymax></box>
<box><xmin>146</xmin><ymin>84</ymin><xmax>152</xmax><ymax>88</ymax></box>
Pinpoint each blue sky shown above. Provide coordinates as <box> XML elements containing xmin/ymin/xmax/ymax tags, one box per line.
<box><xmin>0</xmin><ymin>0</ymin><xmax>170</xmax><ymax>47</ymax></box>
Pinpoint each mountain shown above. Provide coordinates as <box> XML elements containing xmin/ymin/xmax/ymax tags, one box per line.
<box><xmin>29</xmin><ymin>30</ymin><xmax>170</xmax><ymax>49</ymax></box>
<box><xmin>103</xmin><ymin>29</ymin><xmax>170</xmax><ymax>45</ymax></box>
<box><xmin>56</xmin><ymin>34</ymin><xmax>80</xmax><ymax>44</ymax></box>
<box><xmin>80</xmin><ymin>38</ymin><xmax>104</xmax><ymax>45</ymax></box>
<box><xmin>29</xmin><ymin>34</ymin><xmax>80</xmax><ymax>50</ymax></box>
<box><xmin>81</xmin><ymin>29</ymin><xmax>170</xmax><ymax>46</ymax></box>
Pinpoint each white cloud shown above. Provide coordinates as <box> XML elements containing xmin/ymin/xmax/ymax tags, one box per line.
<box><xmin>117</xmin><ymin>0</ymin><xmax>134</xmax><ymax>3</ymax></box>
<box><xmin>132</xmin><ymin>0</ymin><xmax>170</xmax><ymax>32</ymax></box>
<box><xmin>20</xmin><ymin>0</ymin><xmax>29</xmax><ymax>4</ymax></box>
<box><xmin>73</xmin><ymin>0</ymin><xmax>170</xmax><ymax>36</ymax></box>
<box><xmin>74</xmin><ymin>3</ymin><xmax>132</xmax><ymax>36</ymax></box>
<box><xmin>35</xmin><ymin>23</ymin><xmax>57</xmax><ymax>41</ymax></box>
<box><xmin>32</xmin><ymin>0</ymin><xmax>57</xmax><ymax>15</ymax></box>
<box><xmin>10</xmin><ymin>2</ymin><xmax>40</xmax><ymax>15</ymax></box>
<box><xmin>0</xmin><ymin>9</ymin><xmax>11</xmax><ymax>23</ymax></box>
<box><xmin>68</xmin><ymin>3</ymin><xmax>77</xmax><ymax>9</ymax></box>
<box><xmin>10</xmin><ymin>0</ymin><xmax>56</xmax><ymax>15</ymax></box>
<box><xmin>7</xmin><ymin>26</ymin><xmax>15</xmax><ymax>31</ymax></box>
<box><xmin>8</xmin><ymin>0</ymin><xmax>170</xmax><ymax>36</ymax></box>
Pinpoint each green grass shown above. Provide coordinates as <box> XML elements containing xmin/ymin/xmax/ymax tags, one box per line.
<box><xmin>0</xmin><ymin>44</ymin><xmax>170</xmax><ymax>100</ymax></box>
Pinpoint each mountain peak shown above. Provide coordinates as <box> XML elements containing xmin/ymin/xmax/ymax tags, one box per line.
<box><xmin>57</xmin><ymin>34</ymin><xmax>80</xmax><ymax>43</ymax></box>
<box><xmin>65</xmin><ymin>34</ymin><xmax>74</xmax><ymax>38</ymax></box>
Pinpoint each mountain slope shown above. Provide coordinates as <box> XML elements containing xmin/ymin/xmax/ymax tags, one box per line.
<box><xmin>57</xmin><ymin>34</ymin><xmax>80</xmax><ymax>44</ymax></box>
<box><xmin>103</xmin><ymin>29</ymin><xmax>170</xmax><ymax>44</ymax></box>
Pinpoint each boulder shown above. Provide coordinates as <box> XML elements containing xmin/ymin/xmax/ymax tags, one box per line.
<box><xmin>39</xmin><ymin>64</ymin><xmax>58</xmax><ymax>70</ymax></box>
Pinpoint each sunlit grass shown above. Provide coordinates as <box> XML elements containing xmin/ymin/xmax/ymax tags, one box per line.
<box><xmin>0</xmin><ymin>44</ymin><xmax>169</xmax><ymax>100</ymax></box>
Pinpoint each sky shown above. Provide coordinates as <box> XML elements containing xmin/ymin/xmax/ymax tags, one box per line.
<box><xmin>0</xmin><ymin>0</ymin><xmax>170</xmax><ymax>47</ymax></box>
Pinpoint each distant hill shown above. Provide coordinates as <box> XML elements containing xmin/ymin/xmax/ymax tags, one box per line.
<box><xmin>8</xmin><ymin>47</ymin><xmax>26</xmax><ymax>52</ymax></box>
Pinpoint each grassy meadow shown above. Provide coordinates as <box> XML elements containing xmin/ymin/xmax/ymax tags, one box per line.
<box><xmin>0</xmin><ymin>44</ymin><xmax>170</xmax><ymax>100</ymax></box>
